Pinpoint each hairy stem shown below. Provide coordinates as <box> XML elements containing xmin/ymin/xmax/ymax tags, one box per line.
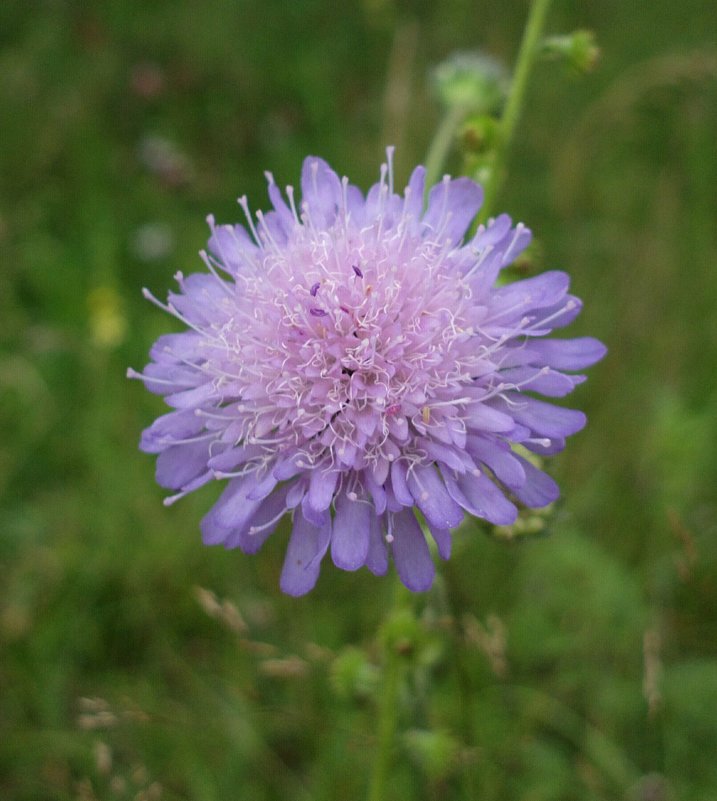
<box><xmin>479</xmin><ymin>0</ymin><xmax>553</xmax><ymax>222</ymax></box>
<box><xmin>424</xmin><ymin>102</ymin><xmax>468</xmax><ymax>202</ymax></box>
<box><xmin>366</xmin><ymin>650</ymin><xmax>402</xmax><ymax>801</ymax></box>
<box><xmin>366</xmin><ymin>584</ymin><xmax>410</xmax><ymax>801</ymax></box>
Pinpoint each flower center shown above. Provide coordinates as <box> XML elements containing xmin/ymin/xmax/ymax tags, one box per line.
<box><xmin>225</xmin><ymin>219</ymin><xmax>478</xmax><ymax>475</ymax></box>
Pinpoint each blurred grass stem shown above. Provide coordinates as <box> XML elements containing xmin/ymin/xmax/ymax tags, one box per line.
<box><xmin>424</xmin><ymin>103</ymin><xmax>468</xmax><ymax>202</ymax></box>
<box><xmin>479</xmin><ymin>0</ymin><xmax>553</xmax><ymax>222</ymax></box>
<box><xmin>366</xmin><ymin>582</ymin><xmax>408</xmax><ymax>801</ymax></box>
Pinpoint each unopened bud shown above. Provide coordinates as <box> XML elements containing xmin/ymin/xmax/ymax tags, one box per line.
<box><xmin>540</xmin><ymin>30</ymin><xmax>600</xmax><ymax>74</ymax></box>
<box><xmin>330</xmin><ymin>646</ymin><xmax>379</xmax><ymax>699</ymax></box>
<box><xmin>432</xmin><ymin>52</ymin><xmax>508</xmax><ymax>114</ymax></box>
<box><xmin>403</xmin><ymin>728</ymin><xmax>460</xmax><ymax>780</ymax></box>
<box><xmin>459</xmin><ymin>114</ymin><xmax>500</xmax><ymax>155</ymax></box>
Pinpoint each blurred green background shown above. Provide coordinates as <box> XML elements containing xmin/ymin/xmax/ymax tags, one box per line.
<box><xmin>2</xmin><ymin>0</ymin><xmax>717</xmax><ymax>799</ymax></box>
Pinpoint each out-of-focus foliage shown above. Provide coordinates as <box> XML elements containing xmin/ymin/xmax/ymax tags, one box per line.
<box><xmin>1</xmin><ymin>1</ymin><xmax>716</xmax><ymax>799</ymax></box>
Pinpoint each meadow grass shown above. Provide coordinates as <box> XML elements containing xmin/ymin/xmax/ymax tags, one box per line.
<box><xmin>2</xmin><ymin>1</ymin><xmax>717</xmax><ymax>798</ymax></box>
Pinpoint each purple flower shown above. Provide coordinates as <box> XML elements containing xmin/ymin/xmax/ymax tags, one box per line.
<box><xmin>129</xmin><ymin>149</ymin><xmax>605</xmax><ymax>596</ymax></box>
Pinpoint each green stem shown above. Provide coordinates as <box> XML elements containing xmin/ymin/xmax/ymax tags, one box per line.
<box><xmin>478</xmin><ymin>0</ymin><xmax>553</xmax><ymax>222</ymax></box>
<box><xmin>366</xmin><ymin>648</ymin><xmax>402</xmax><ymax>801</ymax></box>
<box><xmin>366</xmin><ymin>584</ymin><xmax>410</xmax><ymax>801</ymax></box>
<box><xmin>424</xmin><ymin>103</ymin><xmax>468</xmax><ymax>203</ymax></box>
<box><xmin>366</xmin><ymin>9</ymin><xmax>555</xmax><ymax>799</ymax></box>
<box><xmin>441</xmin><ymin>561</ymin><xmax>478</xmax><ymax>800</ymax></box>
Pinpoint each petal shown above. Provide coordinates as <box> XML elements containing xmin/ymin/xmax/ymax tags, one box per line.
<box><xmin>510</xmin><ymin>456</ymin><xmax>560</xmax><ymax>508</ymax></box>
<box><xmin>391</xmin><ymin>510</ymin><xmax>435</xmax><ymax>592</ymax></box>
<box><xmin>331</xmin><ymin>493</ymin><xmax>371</xmax><ymax>571</ymax></box>
<box><xmin>407</xmin><ymin>464</ymin><xmax>464</xmax><ymax>530</ymax></box>
<box><xmin>201</xmin><ymin>474</ymin><xmax>263</xmax><ymax>543</ymax></box>
<box><xmin>165</xmin><ymin>381</ymin><xmax>221</xmax><ymax>410</ymax></box>
<box><xmin>261</xmin><ymin>210</ymin><xmax>290</xmax><ymax>245</ymax></box>
<box><xmin>286</xmin><ymin>479</ymin><xmax>307</xmax><ymax>509</ymax></box>
<box><xmin>136</xmin><ymin>361</ymin><xmax>199</xmax><ymax>396</ymax></box>
<box><xmin>229</xmin><ymin>484</ymin><xmax>291</xmax><ymax>553</ymax></box>
<box><xmin>402</xmin><ymin>165</ymin><xmax>426</xmax><ymax>223</ymax></box>
<box><xmin>199</xmin><ymin>516</ymin><xmax>233</xmax><ymax>547</ymax></box>
<box><xmin>416</xmin><ymin>438</ymin><xmax>467</xmax><ymax>472</ymax></box>
<box><xmin>464</xmin><ymin>403</ymin><xmax>517</xmax><ymax>433</ymax></box>
<box><xmin>363</xmin><ymin>174</ymin><xmax>403</xmax><ymax>228</ymax></box>
<box><xmin>471</xmin><ymin>213</ymin><xmax>513</xmax><ymax>249</ymax></box>
<box><xmin>522</xmin><ymin>437</ymin><xmax>566</xmax><ymax>456</ymax></box>
<box><xmin>465</xmin><ymin>436</ymin><xmax>526</xmax><ymax>489</ymax></box>
<box><xmin>212</xmin><ymin>472</ymin><xmax>268</xmax><ymax>528</ymax></box>
<box><xmin>168</xmin><ymin>273</ymin><xmax>231</xmax><ymax>327</ymax></box>
<box><xmin>155</xmin><ymin>442</ymin><xmax>208</xmax><ymax>489</ymax></box>
<box><xmin>500</xmin><ymin>222</ymin><xmax>533</xmax><ymax>267</ymax></box>
<box><xmin>364</xmin><ymin>471</ymin><xmax>387</xmax><ymax>514</ymax></box>
<box><xmin>273</xmin><ymin>451</ymin><xmax>307</xmax><ymax>481</ymax></box>
<box><xmin>140</xmin><ymin>409</ymin><xmax>205</xmax><ymax>454</ymax></box>
<box><xmin>354</xmin><ymin>407</ymin><xmax>379</xmax><ymax>437</ymax></box>
<box><xmin>307</xmin><ymin>468</ymin><xmax>339</xmax><ymax>513</ymax></box>
<box><xmin>526</xmin><ymin>337</ymin><xmax>607</xmax><ymax>370</ymax></box>
<box><xmin>505</xmin><ymin>395</ymin><xmax>586</xmax><ymax>438</ymax></box>
<box><xmin>301</xmin><ymin>156</ymin><xmax>343</xmax><ymax>228</ymax></box>
<box><xmin>365</xmin><ymin>514</ymin><xmax>388</xmax><ymax>576</ymax></box>
<box><xmin>426</xmin><ymin>521</ymin><xmax>451</xmax><ymax>560</ymax></box>
<box><xmin>246</xmin><ymin>472</ymin><xmax>279</xmax><ymax>501</ymax></box>
<box><xmin>301</xmin><ymin>492</ymin><xmax>330</xmax><ymax>527</ymax></box>
<box><xmin>390</xmin><ymin>461</ymin><xmax>413</xmax><ymax>506</ymax></box>
<box><xmin>446</xmin><ymin>471</ymin><xmax>518</xmax><ymax>526</ymax></box>
<box><xmin>488</xmin><ymin>271</ymin><xmax>569</xmax><ymax>321</ymax></box>
<box><xmin>207</xmin><ymin>443</ymin><xmax>264</xmax><ymax>472</ymax></box>
<box><xmin>265</xmin><ymin>174</ymin><xmax>295</xmax><ymax>232</ymax></box>
<box><xmin>279</xmin><ymin>510</ymin><xmax>331</xmax><ymax>596</ymax></box>
<box><xmin>526</xmin><ymin>295</ymin><xmax>583</xmax><ymax>332</ymax></box>
<box><xmin>422</xmin><ymin>176</ymin><xmax>483</xmax><ymax>245</ymax></box>
<box><xmin>461</xmin><ymin>214</ymin><xmax>517</xmax><ymax>291</ymax></box>
<box><xmin>344</xmin><ymin>183</ymin><xmax>365</xmax><ymax>222</ymax></box>
<box><xmin>498</xmin><ymin>366</ymin><xmax>585</xmax><ymax>398</ymax></box>
<box><xmin>208</xmin><ymin>223</ymin><xmax>258</xmax><ymax>273</ymax></box>
<box><xmin>149</xmin><ymin>331</ymin><xmax>204</xmax><ymax>364</ymax></box>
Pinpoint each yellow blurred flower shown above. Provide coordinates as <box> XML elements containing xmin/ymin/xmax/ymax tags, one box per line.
<box><xmin>87</xmin><ymin>286</ymin><xmax>126</xmax><ymax>348</ymax></box>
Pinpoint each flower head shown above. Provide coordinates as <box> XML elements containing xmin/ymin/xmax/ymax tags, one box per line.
<box><xmin>130</xmin><ymin>149</ymin><xmax>605</xmax><ymax>595</ymax></box>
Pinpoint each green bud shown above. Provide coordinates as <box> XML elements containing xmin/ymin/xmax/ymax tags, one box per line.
<box><xmin>379</xmin><ymin>606</ymin><xmax>423</xmax><ymax>658</ymax></box>
<box><xmin>459</xmin><ymin>114</ymin><xmax>500</xmax><ymax>155</ymax></box>
<box><xmin>431</xmin><ymin>52</ymin><xmax>509</xmax><ymax>115</ymax></box>
<box><xmin>460</xmin><ymin>151</ymin><xmax>494</xmax><ymax>190</ymax></box>
<box><xmin>491</xmin><ymin>508</ymin><xmax>552</xmax><ymax>541</ymax></box>
<box><xmin>540</xmin><ymin>30</ymin><xmax>600</xmax><ymax>74</ymax></box>
<box><xmin>403</xmin><ymin>728</ymin><xmax>460</xmax><ymax>780</ymax></box>
<box><xmin>471</xmin><ymin>161</ymin><xmax>493</xmax><ymax>188</ymax></box>
<box><xmin>330</xmin><ymin>646</ymin><xmax>379</xmax><ymax>700</ymax></box>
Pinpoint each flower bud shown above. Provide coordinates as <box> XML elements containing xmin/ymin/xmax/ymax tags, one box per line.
<box><xmin>540</xmin><ymin>30</ymin><xmax>600</xmax><ymax>74</ymax></box>
<box><xmin>431</xmin><ymin>52</ymin><xmax>508</xmax><ymax>114</ymax></box>
<box><xmin>459</xmin><ymin>114</ymin><xmax>500</xmax><ymax>155</ymax></box>
<box><xmin>379</xmin><ymin>606</ymin><xmax>423</xmax><ymax>658</ymax></box>
<box><xmin>403</xmin><ymin>728</ymin><xmax>460</xmax><ymax>780</ymax></box>
<box><xmin>330</xmin><ymin>646</ymin><xmax>379</xmax><ymax>700</ymax></box>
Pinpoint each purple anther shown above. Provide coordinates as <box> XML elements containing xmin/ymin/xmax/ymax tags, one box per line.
<box><xmin>339</xmin><ymin>305</ymin><xmax>351</xmax><ymax>315</ymax></box>
<box><xmin>386</xmin><ymin>403</ymin><xmax>401</xmax><ymax>415</ymax></box>
<box><xmin>352</xmin><ymin>264</ymin><xmax>363</xmax><ymax>278</ymax></box>
<box><xmin>310</xmin><ymin>307</ymin><xmax>328</xmax><ymax>317</ymax></box>
<box><xmin>310</xmin><ymin>282</ymin><xmax>320</xmax><ymax>297</ymax></box>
